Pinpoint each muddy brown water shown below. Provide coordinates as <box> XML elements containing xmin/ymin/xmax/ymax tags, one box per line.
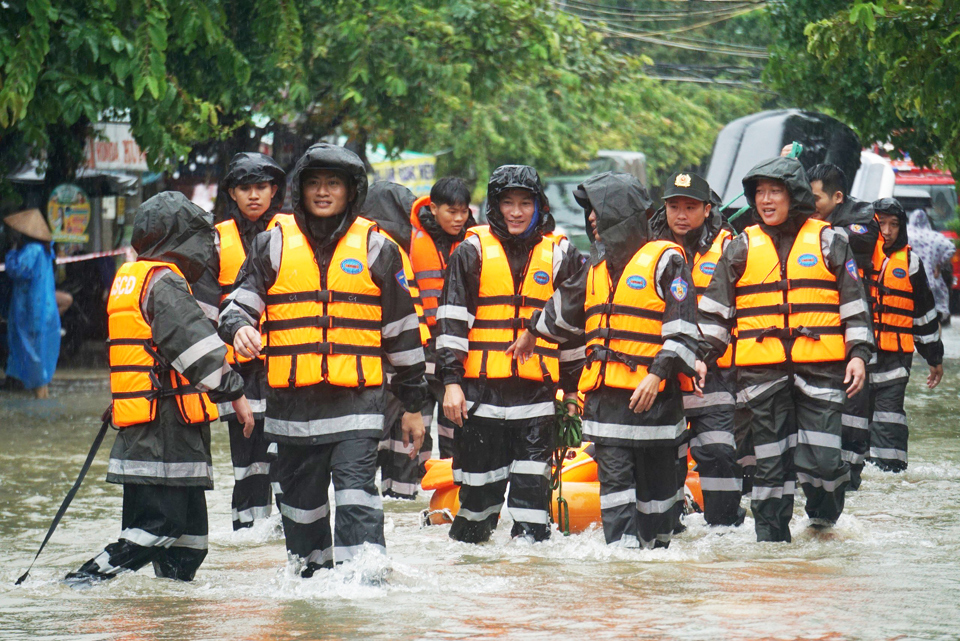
<box><xmin>2</xmin><ymin>333</ymin><xmax>960</xmax><ymax>640</ymax></box>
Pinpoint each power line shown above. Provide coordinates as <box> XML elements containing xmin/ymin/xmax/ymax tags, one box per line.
<box><xmin>559</xmin><ymin>0</ymin><xmax>757</xmax><ymax>20</ymax></box>
<box><xmin>588</xmin><ymin>22</ymin><xmax>769</xmax><ymax>58</ymax></box>
<box><xmin>638</xmin><ymin>73</ymin><xmax>775</xmax><ymax>93</ymax></box>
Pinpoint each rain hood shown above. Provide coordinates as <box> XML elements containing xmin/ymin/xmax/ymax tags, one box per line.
<box><xmin>219</xmin><ymin>152</ymin><xmax>286</xmax><ymax>235</ymax></box>
<box><xmin>742</xmin><ymin>157</ymin><xmax>817</xmax><ymax>229</ymax></box>
<box><xmin>485</xmin><ymin>165</ymin><xmax>555</xmax><ymax>245</ymax></box>
<box><xmin>289</xmin><ymin>143</ymin><xmax>369</xmax><ymax>248</ymax></box>
<box><xmin>576</xmin><ymin>171</ymin><xmax>653</xmax><ymax>270</ymax></box>
<box><xmin>361</xmin><ymin>181</ymin><xmax>415</xmax><ymax>253</ymax></box>
<box><xmin>873</xmin><ymin>197</ymin><xmax>908</xmax><ymax>253</ymax></box>
<box><xmin>131</xmin><ymin>191</ymin><xmax>216</xmax><ymax>284</ymax></box>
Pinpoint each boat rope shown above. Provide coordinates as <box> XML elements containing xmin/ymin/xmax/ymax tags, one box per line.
<box><xmin>550</xmin><ymin>398</ymin><xmax>583</xmax><ymax>535</ymax></box>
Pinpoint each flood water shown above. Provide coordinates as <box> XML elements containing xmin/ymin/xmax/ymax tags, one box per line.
<box><xmin>3</xmin><ymin>332</ymin><xmax>960</xmax><ymax>640</ymax></box>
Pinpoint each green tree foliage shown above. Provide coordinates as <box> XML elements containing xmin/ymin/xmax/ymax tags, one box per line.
<box><xmin>0</xmin><ymin>0</ymin><xmax>301</xmax><ymax>198</ymax></box>
<box><xmin>1</xmin><ymin>0</ymin><xmax>774</xmax><ymax>202</ymax></box>
<box><xmin>766</xmin><ymin>0</ymin><xmax>960</xmax><ymax>171</ymax></box>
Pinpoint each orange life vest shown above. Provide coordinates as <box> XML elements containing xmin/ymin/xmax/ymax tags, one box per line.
<box><xmin>216</xmin><ymin>216</ymin><xmax>288</xmax><ymax>365</ymax></box>
<box><xmin>263</xmin><ymin>217</ymin><xmax>384</xmax><ymax>389</ymax></box>
<box><xmin>544</xmin><ymin>231</ymin><xmax>568</xmax><ymax>246</ymax></box>
<box><xmin>692</xmin><ymin>229</ymin><xmax>733</xmax><ymax>369</ymax></box>
<box><xmin>463</xmin><ymin>226</ymin><xmax>560</xmax><ymax>382</ymax></box>
<box><xmin>388</xmin><ymin>233</ymin><xmax>431</xmax><ymax>347</ymax></box>
<box><xmin>107</xmin><ymin>261</ymin><xmax>219</xmax><ymax>427</ymax></box>
<box><xmin>410</xmin><ymin>196</ymin><xmax>458</xmax><ymax>330</ymax></box>
<box><xmin>734</xmin><ymin>218</ymin><xmax>845</xmax><ymax>366</ymax></box>
<box><xmin>579</xmin><ymin>240</ymin><xmax>682</xmax><ymax>393</ymax></box>
<box><xmin>871</xmin><ymin>239</ymin><xmax>914</xmax><ymax>353</ymax></box>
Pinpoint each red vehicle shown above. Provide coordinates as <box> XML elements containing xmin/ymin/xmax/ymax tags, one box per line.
<box><xmin>890</xmin><ymin>157</ymin><xmax>960</xmax><ymax>312</ymax></box>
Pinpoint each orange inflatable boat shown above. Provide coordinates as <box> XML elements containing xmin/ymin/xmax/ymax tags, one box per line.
<box><xmin>420</xmin><ymin>444</ymin><xmax>703</xmax><ymax>533</ymax></box>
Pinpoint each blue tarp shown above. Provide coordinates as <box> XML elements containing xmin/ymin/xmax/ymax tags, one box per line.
<box><xmin>4</xmin><ymin>242</ymin><xmax>60</xmax><ymax>388</ymax></box>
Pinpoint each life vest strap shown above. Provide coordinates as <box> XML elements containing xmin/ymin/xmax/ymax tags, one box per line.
<box><xmin>735</xmin><ymin>278</ymin><xmax>835</xmax><ymax>296</ymax></box>
<box><xmin>584</xmin><ymin>304</ymin><xmax>664</xmax><ymax>322</ymax></box>
<box><xmin>468</xmin><ymin>340</ymin><xmax>560</xmax><ymax>358</ymax></box>
<box><xmin>106</xmin><ymin>338</ymin><xmax>153</xmax><ymax>347</ymax></box>
<box><xmin>737</xmin><ymin>302</ymin><xmax>840</xmax><ymax>318</ymax></box>
<box><xmin>875</xmin><ymin>303</ymin><xmax>913</xmax><ymax>316</ymax></box>
<box><xmin>471</xmin><ymin>317</ymin><xmax>527</xmax><ymax>330</ymax></box>
<box><xmin>265</xmin><ymin>342</ymin><xmax>382</xmax><ymax>357</ymax></box>
<box><xmin>261</xmin><ymin>316</ymin><xmax>382</xmax><ymax>332</ymax></box>
<box><xmin>876</xmin><ymin>284</ymin><xmax>912</xmax><ymax>298</ymax></box>
<box><xmin>265</xmin><ymin>290</ymin><xmax>381</xmax><ymax>306</ymax></box>
<box><xmin>477</xmin><ymin>294</ymin><xmax>549</xmax><ymax>308</ymax></box>
<box><xmin>109</xmin><ymin>364</ymin><xmax>158</xmax><ymax>373</ymax></box>
<box><xmin>739</xmin><ymin>326</ymin><xmax>843</xmax><ymax>341</ymax></box>
<box><xmin>415</xmin><ymin>269</ymin><xmax>444</xmax><ymax>280</ymax></box>
<box><xmin>876</xmin><ymin>322</ymin><xmax>914</xmax><ymax>334</ymax></box>
<box><xmin>585</xmin><ymin>346</ymin><xmax>655</xmax><ymax>371</ymax></box>
<box><xmin>586</xmin><ymin>327</ymin><xmax>663</xmax><ymax>345</ymax></box>
<box><xmin>111</xmin><ymin>389</ymin><xmax>158</xmax><ymax>400</ymax></box>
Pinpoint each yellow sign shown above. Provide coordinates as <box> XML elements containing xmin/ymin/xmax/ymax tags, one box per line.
<box><xmin>48</xmin><ymin>184</ymin><xmax>91</xmax><ymax>243</ymax></box>
<box><xmin>370</xmin><ymin>156</ymin><xmax>437</xmax><ymax>197</ymax></box>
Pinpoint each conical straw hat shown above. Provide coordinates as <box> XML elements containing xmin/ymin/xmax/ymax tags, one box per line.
<box><xmin>3</xmin><ymin>208</ymin><xmax>52</xmax><ymax>242</ymax></box>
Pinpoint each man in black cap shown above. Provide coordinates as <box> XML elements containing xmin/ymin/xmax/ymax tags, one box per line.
<box><xmin>650</xmin><ymin>172</ymin><xmax>744</xmax><ymax>527</ymax></box>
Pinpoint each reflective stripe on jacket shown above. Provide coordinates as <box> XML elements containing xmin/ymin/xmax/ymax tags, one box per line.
<box><xmin>263</xmin><ymin>217</ymin><xmax>383</xmax><ymax>388</ymax></box>
<box><xmin>107</xmin><ymin>260</ymin><xmax>219</xmax><ymax>427</ymax></box>
<box><xmin>735</xmin><ymin>218</ymin><xmax>845</xmax><ymax>366</ymax></box>
<box><xmin>463</xmin><ymin>225</ymin><xmax>560</xmax><ymax>382</ymax></box>
<box><xmin>579</xmin><ymin>240</ymin><xmax>681</xmax><ymax>393</ymax></box>
<box><xmin>871</xmin><ymin>239</ymin><xmax>915</xmax><ymax>353</ymax></box>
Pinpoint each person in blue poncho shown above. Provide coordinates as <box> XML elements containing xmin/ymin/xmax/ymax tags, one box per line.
<box><xmin>2</xmin><ymin>206</ymin><xmax>60</xmax><ymax>398</ymax></box>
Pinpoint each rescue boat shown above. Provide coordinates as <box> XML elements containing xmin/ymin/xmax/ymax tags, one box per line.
<box><xmin>420</xmin><ymin>444</ymin><xmax>704</xmax><ymax>533</ymax></box>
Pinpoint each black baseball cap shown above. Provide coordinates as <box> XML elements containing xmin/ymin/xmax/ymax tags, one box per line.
<box><xmin>662</xmin><ymin>172</ymin><xmax>711</xmax><ymax>203</ymax></box>
<box><xmin>573</xmin><ymin>185</ymin><xmax>591</xmax><ymax>210</ymax></box>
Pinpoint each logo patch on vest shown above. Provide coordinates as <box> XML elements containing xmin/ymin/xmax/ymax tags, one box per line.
<box><xmin>846</xmin><ymin>259</ymin><xmax>859</xmax><ymax>279</ymax></box>
<box><xmin>670</xmin><ymin>277</ymin><xmax>688</xmax><ymax>301</ymax></box>
<box><xmin>699</xmin><ymin>261</ymin><xmax>716</xmax><ymax>275</ymax></box>
<box><xmin>340</xmin><ymin>258</ymin><xmax>364</xmax><ymax>275</ymax></box>
<box><xmin>533</xmin><ymin>270</ymin><xmax>550</xmax><ymax>285</ymax></box>
<box><xmin>797</xmin><ymin>253</ymin><xmax>818</xmax><ymax>268</ymax></box>
<box><xmin>626</xmin><ymin>275</ymin><xmax>647</xmax><ymax>290</ymax></box>
<box><xmin>395</xmin><ymin>270</ymin><xmax>409</xmax><ymax>291</ymax></box>
<box><xmin>849</xmin><ymin>224</ymin><xmax>867</xmax><ymax>234</ymax></box>
<box><xmin>892</xmin><ymin>267</ymin><xmax>908</xmax><ymax>279</ymax></box>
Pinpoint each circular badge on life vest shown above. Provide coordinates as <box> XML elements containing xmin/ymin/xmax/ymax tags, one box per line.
<box><xmin>626</xmin><ymin>275</ymin><xmax>647</xmax><ymax>290</ymax></box>
<box><xmin>533</xmin><ymin>270</ymin><xmax>550</xmax><ymax>285</ymax></box>
<box><xmin>846</xmin><ymin>259</ymin><xmax>859</xmax><ymax>279</ymax></box>
<box><xmin>797</xmin><ymin>253</ymin><xmax>819</xmax><ymax>268</ymax></box>
<box><xmin>892</xmin><ymin>267</ymin><xmax>908</xmax><ymax>279</ymax></box>
<box><xmin>699</xmin><ymin>262</ymin><xmax>716</xmax><ymax>275</ymax></box>
<box><xmin>849</xmin><ymin>224</ymin><xmax>867</xmax><ymax>234</ymax></box>
<box><xmin>670</xmin><ymin>277</ymin><xmax>688</xmax><ymax>301</ymax></box>
<box><xmin>340</xmin><ymin>258</ymin><xmax>364</xmax><ymax>275</ymax></box>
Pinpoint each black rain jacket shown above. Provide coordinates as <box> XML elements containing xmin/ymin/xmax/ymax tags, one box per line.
<box><xmin>108</xmin><ymin>191</ymin><xmax>244</xmax><ymax>488</ymax></box>
<box><xmin>436</xmin><ymin>165</ymin><xmax>584</xmax><ymax>424</ymax></box>
<box><xmin>530</xmin><ymin>172</ymin><xmax>698</xmax><ymax>445</ymax></box>
<box><xmin>698</xmin><ymin>157</ymin><xmax>875</xmax><ymax>407</ymax></box>
<box><xmin>218</xmin><ymin>144</ymin><xmax>429</xmax><ymax>445</ymax></box>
